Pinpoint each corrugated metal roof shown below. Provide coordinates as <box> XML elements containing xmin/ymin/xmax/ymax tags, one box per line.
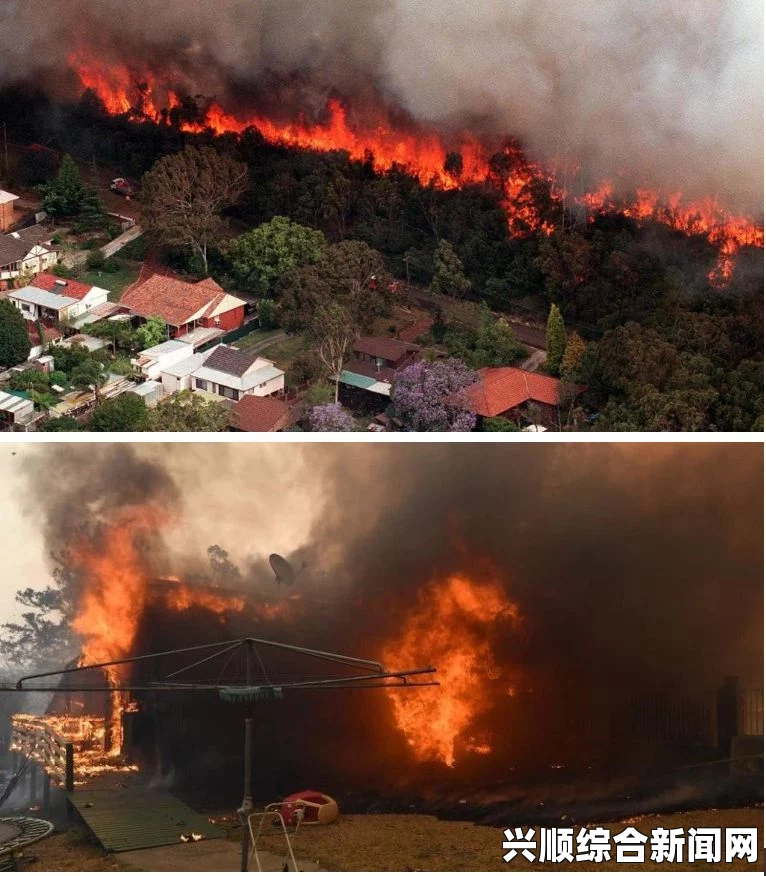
<box><xmin>68</xmin><ymin>788</ymin><xmax>224</xmax><ymax>852</ymax></box>
<box><xmin>340</xmin><ymin>370</ymin><xmax>377</xmax><ymax>389</ymax></box>
<box><xmin>9</xmin><ymin>286</ymin><xmax>78</xmax><ymax>309</ymax></box>
<box><xmin>140</xmin><ymin>340</ymin><xmax>189</xmax><ymax>357</ymax></box>
<box><xmin>0</xmin><ymin>390</ymin><xmax>34</xmax><ymax>415</ymax></box>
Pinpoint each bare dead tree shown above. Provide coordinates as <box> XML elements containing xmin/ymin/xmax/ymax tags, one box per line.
<box><xmin>142</xmin><ymin>145</ymin><xmax>248</xmax><ymax>274</ymax></box>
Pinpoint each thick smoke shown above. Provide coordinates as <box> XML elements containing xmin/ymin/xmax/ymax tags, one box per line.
<box><xmin>16</xmin><ymin>442</ymin><xmax>763</xmax><ymax>691</ymax></box>
<box><xmin>0</xmin><ymin>0</ymin><xmax>762</xmax><ymax>212</ymax></box>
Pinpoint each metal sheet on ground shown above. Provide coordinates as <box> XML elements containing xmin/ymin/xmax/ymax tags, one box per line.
<box><xmin>68</xmin><ymin>788</ymin><xmax>224</xmax><ymax>852</ymax></box>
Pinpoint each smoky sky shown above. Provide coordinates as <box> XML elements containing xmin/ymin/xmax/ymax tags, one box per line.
<box><xmin>0</xmin><ymin>0</ymin><xmax>762</xmax><ymax>213</ymax></box>
<box><xmin>14</xmin><ymin>442</ymin><xmax>764</xmax><ymax>697</ymax></box>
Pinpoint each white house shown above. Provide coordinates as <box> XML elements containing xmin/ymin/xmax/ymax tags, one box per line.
<box><xmin>131</xmin><ymin>339</ymin><xmax>196</xmax><ymax>381</ymax></box>
<box><xmin>190</xmin><ymin>344</ymin><xmax>285</xmax><ymax>402</ymax></box>
<box><xmin>160</xmin><ymin>352</ymin><xmax>208</xmax><ymax>395</ymax></box>
<box><xmin>8</xmin><ymin>285</ymin><xmax>80</xmax><ymax>322</ymax></box>
<box><xmin>0</xmin><ymin>226</ymin><xmax>59</xmax><ymax>286</ymax></box>
<box><xmin>31</xmin><ymin>274</ymin><xmax>109</xmax><ymax>318</ymax></box>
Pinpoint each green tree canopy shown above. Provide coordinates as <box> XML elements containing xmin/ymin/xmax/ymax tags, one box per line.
<box><xmin>0</xmin><ymin>299</ymin><xmax>32</xmax><ymax>368</ymax></box>
<box><xmin>226</xmin><ymin>216</ymin><xmax>326</xmax><ymax>296</ymax></box>
<box><xmin>561</xmin><ymin>331</ymin><xmax>588</xmax><ymax>382</ymax></box>
<box><xmin>278</xmin><ymin>240</ymin><xmax>391</xmax><ymax>333</ymax></box>
<box><xmin>135</xmin><ymin>317</ymin><xmax>167</xmax><ymax>350</ymax></box>
<box><xmin>546</xmin><ymin>303</ymin><xmax>567</xmax><ymax>375</ymax></box>
<box><xmin>430</xmin><ymin>239</ymin><xmax>471</xmax><ymax>298</ymax></box>
<box><xmin>89</xmin><ymin>393</ymin><xmax>149</xmax><ymax>431</ymax></box>
<box><xmin>40</xmin><ymin>154</ymin><xmax>87</xmax><ymax>217</ymax></box>
<box><xmin>473</xmin><ymin>308</ymin><xmax>526</xmax><ymax>367</ymax></box>
<box><xmin>148</xmin><ymin>390</ymin><xmax>230</xmax><ymax>432</ymax></box>
<box><xmin>38</xmin><ymin>415</ymin><xmax>83</xmax><ymax>432</ymax></box>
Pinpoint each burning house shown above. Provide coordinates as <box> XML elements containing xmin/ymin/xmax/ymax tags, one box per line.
<box><xmin>0</xmin><ymin>444</ymin><xmax>761</xmax><ymax>831</ymax></box>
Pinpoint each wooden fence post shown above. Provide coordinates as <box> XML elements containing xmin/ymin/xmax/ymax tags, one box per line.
<box><xmin>65</xmin><ymin>743</ymin><xmax>75</xmax><ymax>794</ymax></box>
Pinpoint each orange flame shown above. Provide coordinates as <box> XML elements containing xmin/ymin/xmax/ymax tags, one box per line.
<box><xmin>381</xmin><ymin>573</ymin><xmax>521</xmax><ymax>767</ymax></box>
<box><xmin>69</xmin><ymin>505</ymin><xmax>165</xmax><ymax>754</ymax></box>
<box><xmin>66</xmin><ymin>51</ymin><xmax>762</xmax><ymax>281</ymax></box>
<box><xmin>164</xmin><ymin>585</ymin><xmax>246</xmax><ymax>616</ymax></box>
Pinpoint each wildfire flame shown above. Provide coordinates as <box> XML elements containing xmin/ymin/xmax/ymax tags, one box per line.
<box><xmin>381</xmin><ymin>573</ymin><xmax>521</xmax><ymax>767</ymax></box>
<box><xmin>67</xmin><ymin>51</ymin><xmax>763</xmax><ymax>282</ymax></box>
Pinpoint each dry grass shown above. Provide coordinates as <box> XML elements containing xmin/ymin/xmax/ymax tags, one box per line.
<box><xmin>23</xmin><ymin>808</ymin><xmax>763</xmax><ymax>872</ymax></box>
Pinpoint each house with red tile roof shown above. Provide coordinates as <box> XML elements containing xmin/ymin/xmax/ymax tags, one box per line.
<box><xmin>120</xmin><ymin>274</ymin><xmax>247</xmax><ymax>337</ymax></box>
<box><xmin>455</xmin><ymin>367</ymin><xmax>584</xmax><ymax>430</ymax></box>
<box><xmin>230</xmin><ymin>394</ymin><xmax>292</xmax><ymax>432</ymax></box>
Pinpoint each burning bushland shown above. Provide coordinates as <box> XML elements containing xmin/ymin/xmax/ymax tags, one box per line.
<box><xmin>1</xmin><ymin>444</ymin><xmax>762</xmax><ymax>821</ymax></box>
<box><xmin>0</xmin><ymin>1</ymin><xmax>763</xmax><ymax>283</ymax></box>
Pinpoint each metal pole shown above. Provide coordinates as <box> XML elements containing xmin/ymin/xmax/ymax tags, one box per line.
<box><xmin>43</xmin><ymin>772</ymin><xmax>51</xmax><ymax>806</ymax></box>
<box><xmin>28</xmin><ymin>760</ymin><xmax>38</xmax><ymax>805</ymax></box>
<box><xmin>239</xmin><ymin>641</ymin><xmax>254</xmax><ymax>872</ymax></box>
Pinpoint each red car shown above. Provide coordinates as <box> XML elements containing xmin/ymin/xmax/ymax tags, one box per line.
<box><xmin>110</xmin><ymin>178</ymin><xmax>135</xmax><ymax>198</ymax></box>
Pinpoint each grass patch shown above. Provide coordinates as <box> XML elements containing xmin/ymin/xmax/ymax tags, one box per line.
<box><xmin>233</xmin><ymin>328</ymin><xmax>282</xmax><ymax>352</ymax></box>
<box><xmin>261</xmin><ymin>333</ymin><xmax>311</xmax><ymax>370</ymax></box>
<box><xmin>80</xmin><ymin>260</ymin><xmax>141</xmax><ymax>300</ymax></box>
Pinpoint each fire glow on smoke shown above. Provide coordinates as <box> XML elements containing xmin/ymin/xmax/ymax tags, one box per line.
<box><xmin>67</xmin><ymin>49</ymin><xmax>764</xmax><ymax>283</ymax></box>
<box><xmin>29</xmin><ymin>502</ymin><xmax>527</xmax><ymax>775</ymax></box>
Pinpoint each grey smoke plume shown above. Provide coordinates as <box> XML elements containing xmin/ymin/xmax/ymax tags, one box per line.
<box><xmin>0</xmin><ymin>0</ymin><xmax>762</xmax><ymax>212</ymax></box>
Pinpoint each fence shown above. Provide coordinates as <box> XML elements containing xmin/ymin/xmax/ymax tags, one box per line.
<box><xmin>9</xmin><ymin>716</ymin><xmax>74</xmax><ymax>798</ymax></box>
<box><xmin>740</xmin><ymin>687</ymin><xmax>764</xmax><ymax>736</ymax></box>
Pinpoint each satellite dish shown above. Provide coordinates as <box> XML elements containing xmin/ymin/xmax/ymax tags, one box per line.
<box><xmin>269</xmin><ymin>553</ymin><xmax>305</xmax><ymax>586</ymax></box>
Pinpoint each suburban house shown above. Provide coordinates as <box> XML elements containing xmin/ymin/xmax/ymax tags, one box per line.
<box><xmin>159</xmin><ymin>352</ymin><xmax>208</xmax><ymax>396</ymax></box>
<box><xmin>7</xmin><ymin>284</ymin><xmax>80</xmax><ymax>323</ymax></box>
<box><xmin>339</xmin><ymin>336</ymin><xmax>420</xmax><ymax>399</ymax></box>
<box><xmin>30</xmin><ymin>273</ymin><xmax>109</xmax><ymax>318</ymax></box>
<box><xmin>0</xmin><ymin>389</ymin><xmax>36</xmax><ymax>430</ymax></box>
<box><xmin>27</xmin><ymin>322</ymin><xmax>63</xmax><ymax>360</ymax></box>
<box><xmin>190</xmin><ymin>344</ymin><xmax>284</xmax><ymax>402</ymax></box>
<box><xmin>230</xmin><ymin>394</ymin><xmax>292</xmax><ymax>432</ymax></box>
<box><xmin>455</xmin><ymin>366</ymin><xmax>584</xmax><ymax>429</ymax></box>
<box><xmin>0</xmin><ymin>190</ymin><xmax>19</xmax><ymax>233</ymax></box>
<box><xmin>0</xmin><ymin>226</ymin><xmax>59</xmax><ymax>288</ymax></box>
<box><xmin>121</xmin><ymin>274</ymin><xmax>247</xmax><ymax>337</ymax></box>
<box><xmin>131</xmin><ymin>339</ymin><xmax>196</xmax><ymax>381</ymax></box>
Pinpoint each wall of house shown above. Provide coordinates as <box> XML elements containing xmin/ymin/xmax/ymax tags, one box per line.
<box><xmin>69</xmin><ymin>287</ymin><xmax>109</xmax><ymax>318</ymax></box>
<box><xmin>0</xmin><ymin>202</ymin><xmax>15</xmax><ymax>233</ymax></box>
<box><xmin>247</xmin><ymin>373</ymin><xmax>285</xmax><ymax>398</ymax></box>
<box><xmin>20</xmin><ymin>247</ymin><xmax>59</xmax><ymax>278</ymax></box>
<box><xmin>202</xmin><ymin>305</ymin><xmax>245</xmax><ymax>332</ymax></box>
<box><xmin>161</xmin><ymin>371</ymin><xmax>194</xmax><ymax>395</ymax></box>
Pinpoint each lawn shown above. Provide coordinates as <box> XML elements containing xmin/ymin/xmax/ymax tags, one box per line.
<box><xmin>233</xmin><ymin>328</ymin><xmax>282</xmax><ymax>352</ymax></box>
<box><xmin>80</xmin><ymin>260</ymin><xmax>142</xmax><ymax>301</ymax></box>
<box><xmin>260</xmin><ymin>333</ymin><xmax>311</xmax><ymax>371</ymax></box>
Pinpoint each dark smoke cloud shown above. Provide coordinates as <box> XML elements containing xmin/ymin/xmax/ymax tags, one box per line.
<box><xmin>18</xmin><ymin>442</ymin><xmax>763</xmax><ymax>689</ymax></box>
<box><xmin>0</xmin><ymin>1</ymin><xmax>761</xmax><ymax>212</ymax></box>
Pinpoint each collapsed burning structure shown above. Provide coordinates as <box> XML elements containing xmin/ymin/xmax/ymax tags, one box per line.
<box><xmin>1</xmin><ymin>443</ymin><xmax>763</xmax><ymax>822</ymax></box>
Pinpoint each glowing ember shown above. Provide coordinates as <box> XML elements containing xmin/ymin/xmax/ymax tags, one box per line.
<box><xmin>164</xmin><ymin>586</ymin><xmax>246</xmax><ymax>616</ymax></box>
<box><xmin>10</xmin><ymin>714</ymin><xmax>139</xmax><ymax>782</ymax></box>
<box><xmin>381</xmin><ymin>573</ymin><xmax>521</xmax><ymax>767</ymax></box>
<box><xmin>66</xmin><ymin>51</ymin><xmax>762</xmax><ymax>280</ymax></box>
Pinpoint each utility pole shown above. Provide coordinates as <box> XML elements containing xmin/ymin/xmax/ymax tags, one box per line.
<box><xmin>2</xmin><ymin>122</ymin><xmax>9</xmax><ymax>183</ymax></box>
